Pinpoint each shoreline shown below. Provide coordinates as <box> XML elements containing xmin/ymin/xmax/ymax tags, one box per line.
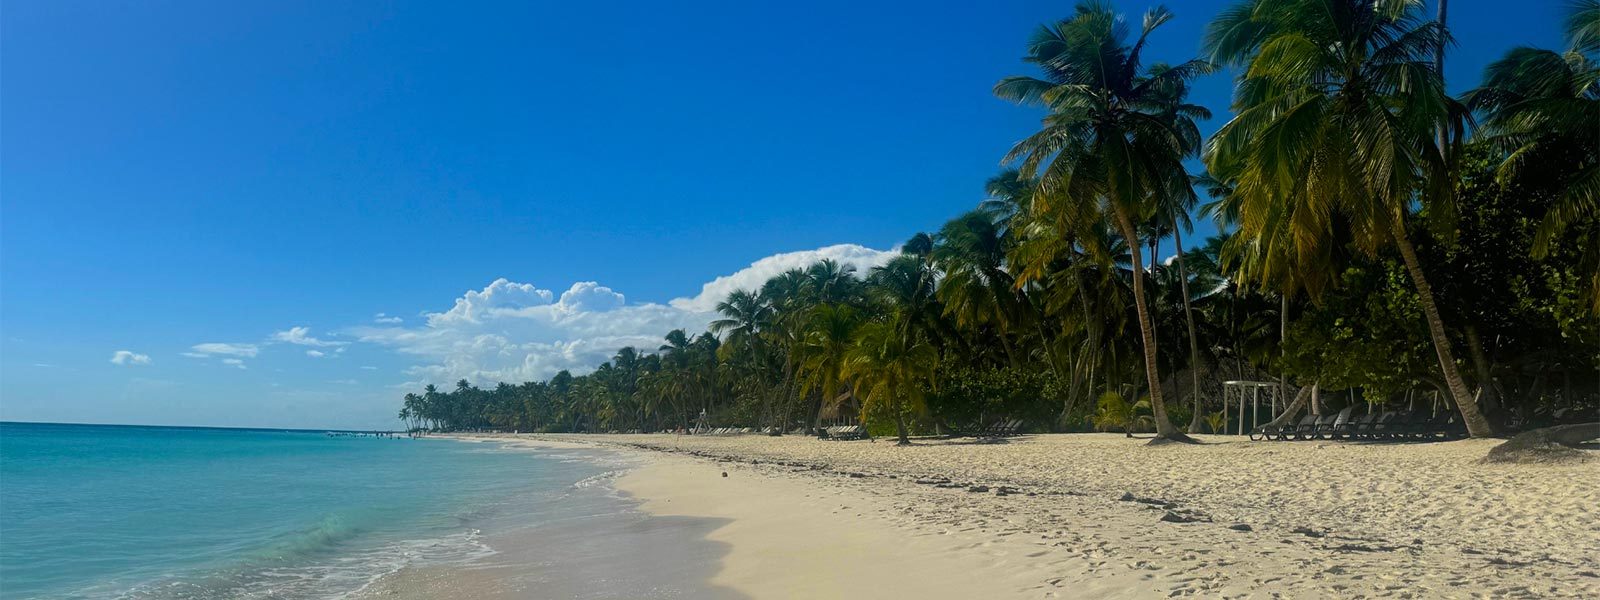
<box><xmin>453</xmin><ymin>432</ymin><xmax>1599</xmax><ymax>599</ymax></box>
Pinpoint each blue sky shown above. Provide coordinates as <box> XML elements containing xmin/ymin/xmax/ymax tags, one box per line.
<box><xmin>0</xmin><ymin>1</ymin><xmax>1565</xmax><ymax>429</ymax></box>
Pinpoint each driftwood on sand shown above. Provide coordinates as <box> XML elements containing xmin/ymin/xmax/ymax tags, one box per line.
<box><xmin>1484</xmin><ymin>423</ymin><xmax>1600</xmax><ymax>464</ymax></box>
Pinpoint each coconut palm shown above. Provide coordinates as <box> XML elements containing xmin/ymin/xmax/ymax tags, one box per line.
<box><xmin>843</xmin><ymin>317</ymin><xmax>939</xmax><ymax>445</ymax></box>
<box><xmin>1142</xmin><ymin>60</ymin><xmax>1212</xmax><ymax>432</ymax></box>
<box><xmin>799</xmin><ymin>303</ymin><xmax>863</xmax><ymax>430</ymax></box>
<box><xmin>1203</xmin><ymin>0</ymin><xmax>1494</xmax><ymax>437</ymax></box>
<box><xmin>1465</xmin><ymin>1</ymin><xmax>1600</xmax><ymax>313</ymax></box>
<box><xmin>933</xmin><ymin>210</ymin><xmax>1026</xmax><ymax>365</ymax></box>
<box><xmin>803</xmin><ymin>259</ymin><xmax>861</xmax><ymax>306</ymax></box>
<box><xmin>996</xmin><ymin>1</ymin><xmax>1210</xmax><ymax>441</ymax></box>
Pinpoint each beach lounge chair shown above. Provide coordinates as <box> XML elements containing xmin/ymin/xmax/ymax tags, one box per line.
<box><xmin>1347</xmin><ymin>412</ymin><xmax>1377</xmax><ymax>440</ymax></box>
<box><xmin>1364</xmin><ymin>412</ymin><xmax>1402</xmax><ymax>440</ymax></box>
<box><xmin>1395</xmin><ymin>412</ymin><xmax>1434</xmax><ymax>440</ymax></box>
<box><xmin>1333</xmin><ymin>412</ymin><xmax>1374</xmax><ymax>439</ymax></box>
<box><xmin>1294</xmin><ymin>413</ymin><xmax>1335</xmax><ymax>440</ymax></box>
<box><xmin>983</xmin><ymin>419</ymin><xmax>1022</xmax><ymax>437</ymax></box>
<box><xmin>1313</xmin><ymin>407</ymin><xmax>1355</xmax><ymax>439</ymax></box>
<box><xmin>831</xmin><ymin>425</ymin><xmax>865</xmax><ymax>440</ymax></box>
<box><xmin>1251</xmin><ymin>414</ymin><xmax>1312</xmax><ymax>441</ymax></box>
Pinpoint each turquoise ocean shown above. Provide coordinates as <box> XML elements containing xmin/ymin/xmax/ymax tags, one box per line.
<box><xmin>0</xmin><ymin>422</ymin><xmax>726</xmax><ymax>599</ymax></box>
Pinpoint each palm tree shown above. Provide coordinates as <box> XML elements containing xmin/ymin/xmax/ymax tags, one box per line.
<box><xmin>933</xmin><ymin>210</ymin><xmax>1025</xmax><ymax>365</ymax></box>
<box><xmin>1143</xmin><ymin>60</ymin><xmax>1212</xmax><ymax>433</ymax></box>
<box><xmin>711</xmin><ymin>290</ymin><xmax>772</xmax><ymax>347</ymax></box>
<box><xmin>803</xmin><ymin>259</ymin><xmax>861</xmax><ymax>306</ymax></box>
<box><xmin>799</xmin><ymin>303</ymin><xmax>862</xmax><ymax>430</ymax></box>
<box><xmin>867</xmin><ymin>254</ymin><xmax>942</xmax><ymax>344</ymax></box>
<box><xmin>1204</xmin><ymin>0</ymin><xmax>1494</xmax><ymax>437</ymax></box>
<box><xmin>843</xmin><ymin>318</ymin><xmax>939</xmax><ymax>445</ymax></box>
<box><xmin>996</xmin><ymin>1</ymin><xmax>1209</xmax><ymax>441</ymax></box>
<box><xmin>761</xmin><ymin>268</ymin><xmax>811</xmax><ymax>430</ymax></box>
<box><xmin>1466</xmin><ymin>2</ymin><xmax>1599</xmax><ymax>313</ymax></box>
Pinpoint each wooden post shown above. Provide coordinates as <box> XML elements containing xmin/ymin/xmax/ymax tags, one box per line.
<box><xmin>1252</xmin><ymin>386</ymin><xmax>1260</xmax><ymax>432</ymax></box>
<box><xmin>1238</xmin><ymin>387</ymin><xmax>1246</xmax><ymax>435</ymax></box>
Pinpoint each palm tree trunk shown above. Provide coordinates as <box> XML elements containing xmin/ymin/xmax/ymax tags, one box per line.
<box><xmin>893</xmin><ymin>397</ymin><xmax>911</xmax><ymax>445</ymax></box>
<box><xmin>1390</xmin><ymin>220</ymin><xmax>1494</xmax><ymax>437</ymax></box>
<box><xmin>1116</xmin><ymin>213</ymin><xmax>1185</xmax><ymax>440</ymax></box>
<box><xmin>1279</xmin><ymin>294</ymin><xmax>1289</xmax><ymax>413</ymax></box>
<box><xmin>1173</xmin><ymin>227</ymin><xmax>1205</xmax><ymax>432</ymax></box>
<box><xmin>1258</xmin><ymin>383</ymin><xmax>1313</xmax><ymax>430</ymax></box>
<box><xmin>1464</xmin><ymin>325</ymin><xmax>1500</xmax><ymax>412</ymax></box>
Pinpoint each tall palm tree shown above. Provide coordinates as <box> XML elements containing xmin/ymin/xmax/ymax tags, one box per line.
<box><xmin>1143</xmin><ymin>61</ymin><xmax>1212</xmax><ymax>432</ymax></box>
<box><xmin>996</xmin><ymin>1</ymin><xmax>1209</xmax><ymax>441</ymax></box>
<box><xmin>867</xmin><ymin>254</ymin><xmax>942</xmax><ymax>344</ymax></box>
<box><xmin>933</xmin><ymin>210</ymin><xmax>1025</xmax><ymax>365</ymax></box>
<box><xmin>844</xmin><ymin>318</ymin><xmax>939</xmax><ymax>445</ymax></box>
<box><xmin>799</xmin><ymin>303</ymin><xmax>862</xmax><ymax>430</ymax></box>
<box><xmin>1466</xmin><ymin>2</ymin><xmax>1600</xmax><ymax>313</ymax></box>
<box><xmin>711</xmin><ymin>290</ymin><xmax>771</xmax><ymax>345</ymax></box>
<box><xmin>1204</xmin><ymin>0</ymin><xmax>1494</xmax><ymax>437</ymax></box>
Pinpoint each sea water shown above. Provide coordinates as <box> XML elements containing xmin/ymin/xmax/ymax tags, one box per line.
<box><xmin>0</xmin><ymin>422</ymin><xmax>732</xmax><ymax>599</ymax></box>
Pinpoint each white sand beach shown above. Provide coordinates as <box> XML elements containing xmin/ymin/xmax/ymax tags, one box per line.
<box><xmin>470</xmin><ymin>433</ymin><xmax>1599</xmax><ymax>599</ymax></box>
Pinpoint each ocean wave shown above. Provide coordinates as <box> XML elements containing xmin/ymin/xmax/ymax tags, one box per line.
<box><xmin>99</xmin><ymin>528</ymin><xmax>494</xmax><ymax>600</ymax></box>
<box><xmin>570</xmin><ymin>469</ymin><xmax>628</xmax><ymax>489</ymax></box>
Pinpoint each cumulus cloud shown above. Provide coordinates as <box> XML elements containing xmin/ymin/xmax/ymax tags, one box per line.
<box><xmin>221</xmin><ymin>358</ymin><xmax>247</xmax><ymax>369</ymax></box>
<box><xmin>190</xmin><ymin>343</ymin><xmax>259</xmax><ymax>358</ymax></box>
<box><xmin>351</xmin><ymin>244</ymin><xmax>895</xmax><ymax>387</ymax></box>
<box><xmin>373</xmin><ymin>313</ymin><xmax>403</xmax><ymax>324</ymax></box>
<box><xmin>306</xmin><ymin>350</ymin><xmax>327</xmax><ymax>358</ymax></box>
<box><xmin>670</xmin><ymin>244</ymin><xmax>897</xmax><ymax>312</ymax></box>
<box><xmin>271</xmin><ymin>326</ymin><xmax>347</xmax><ymax>347</ymax></box>
<box><xmin>110</xmin><ymin>350</ymin><xmax>152</xmax><ymax>366</ymax></box>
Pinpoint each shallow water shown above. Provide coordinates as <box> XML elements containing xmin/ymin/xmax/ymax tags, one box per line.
<box><xmin>0</xmin><ymin>423</ymin><xmax>734</xmax><ymax>599</ymax></box>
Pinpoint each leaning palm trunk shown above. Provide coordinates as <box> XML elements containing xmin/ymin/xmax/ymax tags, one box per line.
<box><xmin>1390</xmin><ymin>220</ymin><xmax>1494</xmax><ymax>437</ymax></box>
<box><xmin>1117</xmin><ymin>215</ymin><xmax>1187</xmax><ymax>441</ymax></box>
<box><xmin>1257</xmin><ymin>384</ymin><xmax>1313</xmax><ymax>430</ymax></box>
<box><xmin>1173</xmin><ymin>227</ymin><xmax>1205</xmax><ymax>432</ymax></box>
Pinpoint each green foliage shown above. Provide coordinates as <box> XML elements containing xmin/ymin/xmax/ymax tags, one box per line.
<box><xmin>1091</xmin><ymin>392</ymin><xmax>1152</xmax><ymax>433</ymax></box>
<box><xmin>927</xmin><ymin>365</ymin><xmax>1061</xmax><ymax>432</ymax></box>
<box><xmin>1280</xmin><ymin>264</ymin><xmax>1434</xmax><ymax>400</ymax></box>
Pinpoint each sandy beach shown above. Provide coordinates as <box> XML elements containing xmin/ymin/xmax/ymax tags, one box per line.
<box><xmin>462</xmin><ymin>432</ymin><xmax>1599</xmax><ymax>599</ymax></box>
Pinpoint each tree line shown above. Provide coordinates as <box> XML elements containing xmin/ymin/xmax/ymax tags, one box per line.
<box><xmin>401</xmin><ymin>0</ymin><xmax>1599</xmax><ymax>444</ymax></box>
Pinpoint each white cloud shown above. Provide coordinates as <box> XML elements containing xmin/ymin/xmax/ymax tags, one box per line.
<box><xmin>271</xmin><ymin>326</ymin><xmax>347</xmax><ymax>347</ymax></box>
<box><xmin>191</xmin><ymin>343</ymin><xmax>259</xmax><ymax>358</ymax></box>
<box><xmin>360</xmin><ymin>366</ymin><xmax>379</xmax><ymax>370</ymax></box>
<box><xmin>306</xmin><ymin>350</ymin><xmax>327</xmax><ymax>358</ymax></box>
<box><xmin>670</xmin><ymin>244</ymin><xmax>897</xmax><ymax>312</ymax></box>
<box><xmin>373</xmin><ymin>313</ymin><xmax>403</xmax><ymax>324</ymax></box>
<box><xmin>221</xmin><ymin>358</ymin><xmax>247</xmax><ymax>369</ymax></box>
<box><xmin>110</xmin><ymin>350</ymin><xmax>152</xmax><ymax>366</ymax></box>
<box><xmin>350</xmin><ymin>244</ymin><xmax>896</xmax><ymax>387</ymax></box>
